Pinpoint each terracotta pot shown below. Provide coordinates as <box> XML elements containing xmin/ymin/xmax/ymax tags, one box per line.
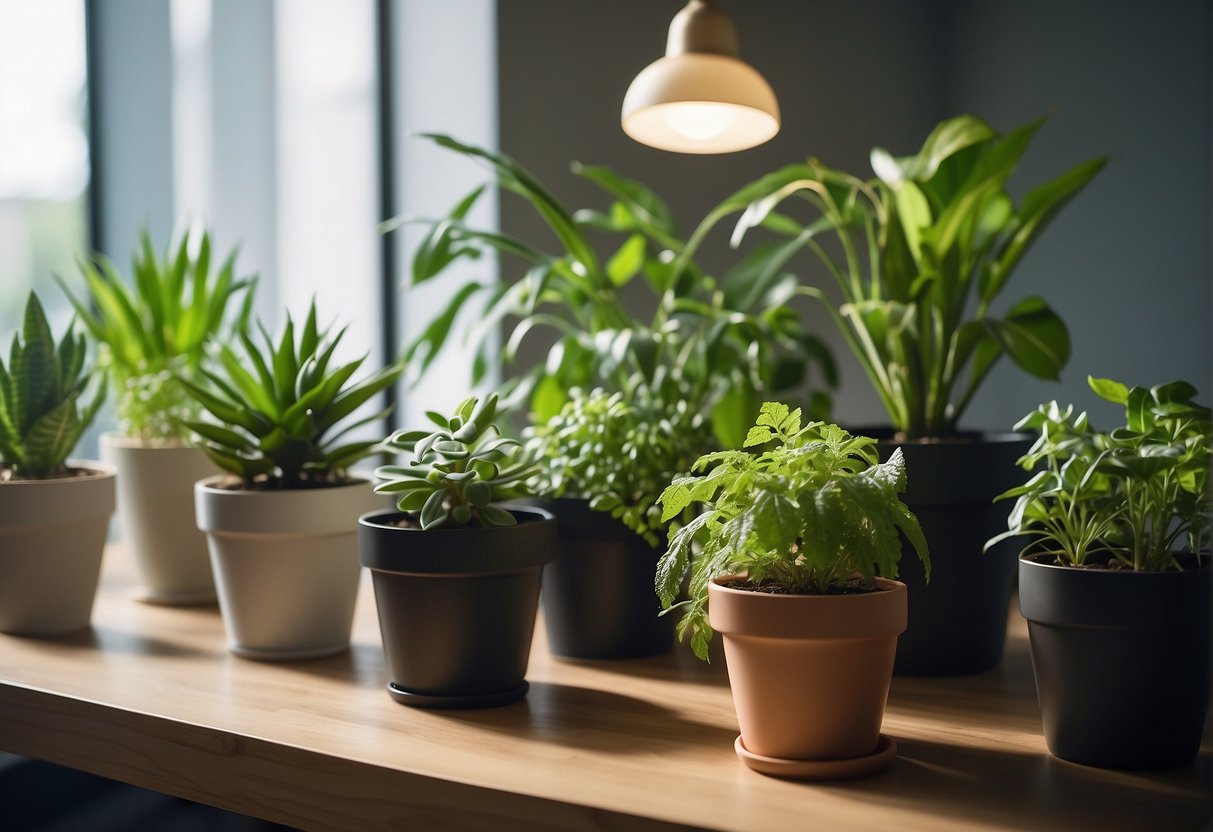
<box><xmin>708</xmin><ymin>576</ymin><xmax>906</xmax><ymax>761</ymax></box>
<box><xmin>0</xmin><ymin>461</ymin><xmax>116</xmax><ymax>634</ymax></box>
<box><xmin>195</xmin><ymin>476</ymin><xmax>379</xmax><ymax>660</ymax></box>
<box><xmin>542</xmin><ymin>498</ymin><xmax>673</xmax><ymax>659</ymax></box>
<box><xmin>1020</xmin><ymin>554</ymin><xmax>1212</xmax><ymax>769</ymax></box>
<box><xmin>359</xmin><ymin>507</ymin><xmax>558</xmax><ymax>708</ymax></box>
<box><xmin>101</xmin><ymin>434</ymin><xmax>218</xmax><ymax>604</ymax></box>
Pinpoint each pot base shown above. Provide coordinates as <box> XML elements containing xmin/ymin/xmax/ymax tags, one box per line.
<box><xmin>386</xmin><ymin>681</ymin><xmax>529</xmax><ymax>710</ymax></box>
<box><xmin>130</xmin><ymin>586</ymin><xmax>217</xmax><ymax>606</ymax></box>
<box><xmin>734</xmin><ymin>733</ymin><xmax>897</xmax><ymax>780</ymax></box>
<box><xmin>229</xmin><ymin>641</ymin><xmax>349</xmax><ymax>662</ymax></box>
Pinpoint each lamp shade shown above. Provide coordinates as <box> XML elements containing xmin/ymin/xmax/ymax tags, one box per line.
<box><xmin>621</xmin><ymin>0</ymin><xmax>780</xmax><ymax>154</ymax></box>
<box><xmin>622</xmin><ymin>53</ymin><xmax>780</xmax><ymax>154</ymax></box>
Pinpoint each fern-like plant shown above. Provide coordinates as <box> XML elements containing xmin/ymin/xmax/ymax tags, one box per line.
<box><xmin>0</xmin><ymin>293</ymin><xmax>106</xmax><ymax>479</ymax></box>
<box><xmin>656</xmin><ymin>403</ymin><xmax>930</xmax><ymax>659</ymax></box>
<box><xmin>375</xmin><ymin>394</ymin><xmax>537</xmax><ymax>529</ymax></box>
<box><xmin>181</xmin><ymin>302</ymin><xmax>403</xmax><ymax>489</ymax></box>
<box><xmin>58</xmin><ymin>229</ymin><xmax>254</xmax><ymax>444</ymax></box>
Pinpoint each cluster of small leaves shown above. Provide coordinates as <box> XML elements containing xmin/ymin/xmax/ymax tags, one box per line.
<box><xmin>182</xmin><ymin>302</ymin><xmax>402</xmax><ymax>489</ymax></box>
<box><xmin>383</xmin><ymin>134</ymin><xmax>835</xmax><ymax>450</ymax></box>
<box><xmin>990</xmin><ymin>377</ymin><xmax>1210</xmax><ymax>571</ymax></box>
<box><xmin>375</xmin><ymin>394</ymin><xmax>536</xmax><ymax>529</ymax></box>
<box><xmin>703</xmin><ymin>114</ymin><xmax>1105</xmax><ymax>438</ymax></box>
<box><xmin>59</xmin><ymin>229</ymin><xmax>254</xmax><ymax>444</ymax></box>
<box><xmin>656</xmin><ymin>403</ymin><xmax>929</xmax><ymax>660</ymax></box>
<box><xmin>0</xmin><ymin>293</ymin><xmax>105</xmax><ymax>479</ymax></box>
<box><xmin>524</xmin><ymin>383</ymin><xmax>713</xmax><ymax>546</ymax></box>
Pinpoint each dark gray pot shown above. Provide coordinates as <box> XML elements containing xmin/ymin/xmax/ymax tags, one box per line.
<box><xmin>868</xmin><ymin>431</ymin><xmax>1031</xmax><ymax>676</ymax></box>
<box><xmin>1019</xmin><ymin>554</ymin><xmax>1212</xmax><ymax>769</ymax></box>
<box><xmin>542</xmin><ymin>498</ymin><xmax>673</xmax><ymax>659</ymax></box>
<box><xmin>358</xmin><ymin>507</ymin><xmax>558</xmax><ymax>708</ymax></box>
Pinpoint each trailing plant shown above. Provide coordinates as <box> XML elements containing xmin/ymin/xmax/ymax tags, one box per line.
<box><xmin>374</xmin><ymin>394</ymin><xmax>537</xmax><ymax>529</ymax></box>
<box><xmin>181</xmin><ymin>302</ymin><xmax>403</xmax><ymax>489</ymax></box>
<box><xmin>58</xmin><ymin>229</ymin><xmax>254</xmax><ymax>443</ymax></box>
<box><xmin>382</xmin><ymin>134</ymin><xmax>835</xmax><ymax>448</ymax></box>
<box><xmin>686</xmin><ymin>114</ymin><xmax>1105</xmax><ymax>439</ymax></box>
<box><xmin>656</xmin><ymin>403</ymin><xmax>930</xmax><ymax>659</ymax></box>
<box><xmin>0</xmin><ymin>293</ymin><xmax>106</xmax><ymax>479</ymax></box>
<box><xmin>989</xmin><ymin>376</ymin><xmax>1210</xmax><ymax>572</ymax></box>
<box><xmin>524</xmin><ymin>380</ymin><xmax>713</xmax><ymax>546</ymax></box>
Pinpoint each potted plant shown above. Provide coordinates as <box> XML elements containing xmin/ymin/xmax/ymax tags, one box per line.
<box><xmin>990</xmin><ymin>376</ymin><xmax>1210</xmax><ymax>769</ymax></box>
<box><xmin>524</xmin><ymin>382</ymin><xmax>712</xmax><ymax>658</ymax></box>
<box><xmin>59</xmin><ymin>230</ymin><xmax>254</xmax><ymax>605</ymax></box>
<box><xmin>359</xmin><ymin>394</ymin><xmax>558</xmax><ymax>708</ymax></box>
<box><xmin>656</xmin><ymin>403</ymin><xmax>929</xmax><ymax>779</ymax></box>
<box><xmin>0</xmin><ymin>293</ymin><xmax>111</xmax><ymax>634</ymax></box>
<box><xmin>184</xmin><ymin>303</ymin><xmax>402</xmax><ymax>660</ymax></box>
<box><xmin>384</xmin><ymin>135</ymin><xmax>834</xmax><ymax>448</ymax></box>
<box><xmin>691</xmin><ymin>114</ymin><xmax>1105</xmax><ymax>674</ymax></box>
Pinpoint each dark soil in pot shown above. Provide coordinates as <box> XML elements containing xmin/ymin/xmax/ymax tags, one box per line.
<box><xmin>1019</xmin><ymin>553</ymin><xmax>1212</xmax><ymax>770</ymax></box>
<box><xmin>863</xmin><ymin>430</ymin><xmax>1031</xmax><ymax>676</ymax></box>
<box><xmin>542</xmin><ymin>498</ymin><xmax>673</xmax><ymax>660</ymax></box>
<box><xmin>359</xmin><ymin>507</ymin><xmax>558</xmax><ymax>709</ymax></box>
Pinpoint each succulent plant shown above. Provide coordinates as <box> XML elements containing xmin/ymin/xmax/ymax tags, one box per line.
<box><xmin>58</xmin><ymin>228</ymin><xmax>254</xmax><ymax>444</ymax></box>
<box><xmin>181</xmin><ymin>302</ymin><xmax>403</xmax><ymax>489</ymax></box>
<box><xmin>0</xmin><ymin>293</ymin><xmax>106</xmax><ymax>479</ymax></box>
<box><xmin>375</xmin><ymin>394</ymin><xmax>537</xmax><ymax>529</ymax></box>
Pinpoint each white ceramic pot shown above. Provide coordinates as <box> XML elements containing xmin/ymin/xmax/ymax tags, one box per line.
<box><xmin>0</xmin><ymin>461</ymin><xmax>116</xmax><ymax>634</ymax></box>
<box><xmin>101</xmin><ymin>433</ymin><xmax>218</xmax><ymax>604</ymax></box>
<box><xmin>195</xmin><ymin>475</ymin><xmax>379</xmax><ymax>660</ymax></box>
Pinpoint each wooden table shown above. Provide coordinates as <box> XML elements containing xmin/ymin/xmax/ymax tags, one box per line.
<box><xmin>0</xmin><ymin>546</ymin><xmax>1208</xmax><ymax>832</ymax></box>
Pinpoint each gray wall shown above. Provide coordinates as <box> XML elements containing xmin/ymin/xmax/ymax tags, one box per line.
<box><xmin>497</xmin><ymin>0</ymin><xmax>1211</xmax><ymax>431</ymax></box>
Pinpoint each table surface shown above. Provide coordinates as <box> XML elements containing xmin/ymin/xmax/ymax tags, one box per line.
<box><xmin>0</xmin><ymin>545</ymin><xmax>1209</xmax><ymax>832</ymax></box>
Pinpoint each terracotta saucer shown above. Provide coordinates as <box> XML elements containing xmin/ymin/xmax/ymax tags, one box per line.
<box><xmin>734</xmin><ymin>734</ymin><xmax>897</xmax><ymax>780</ymax></box>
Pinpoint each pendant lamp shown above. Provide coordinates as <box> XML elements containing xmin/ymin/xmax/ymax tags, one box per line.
<box><xmin>621</xmin><ymin>0</ymin><xmax>780</xmax><ymax>154</ymax></box>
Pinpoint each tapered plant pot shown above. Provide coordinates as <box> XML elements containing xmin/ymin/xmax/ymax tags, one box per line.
<box><xmin>708</xmin><ymin>576</ymin><xmax>906</xmax><ymax>780</ymax></box>
<box><xmin>872</xmin><ymin>432</ymin><xmax>1030</xmax><ymax>676</ymax></box>
<box><xmin>1019</xmin><ymin>554</ymin><xmax>1212</xmax><ymax>770</ymax></box>
<box><xmin>542</xmin><ymin>498</ymin><xmax>673</xmax><ymax>659</ymax></box>
<box><xmin>101</xmin><ymin>434</ymin><xmax>218</xmax><ymax>604</ymax></box>
<box><xmin>0</xmin><ymin>461</ymin><xmax>116</xmax><ymax>635</ymax></box>
<box><xmin>359</xmin><ymin>507</ymin><xmax>558</xmax><ymax>708</ymax></box>
<box><xmin>195</xmin><ymin>476</ymin><xmax>378</xmax><ymax>660</ymax></box>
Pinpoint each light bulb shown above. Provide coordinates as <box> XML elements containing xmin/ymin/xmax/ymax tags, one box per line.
<box><xmin>663</xmin><ymin>102</ymin><xmax>733</xmax><ymax>142</ymax></box>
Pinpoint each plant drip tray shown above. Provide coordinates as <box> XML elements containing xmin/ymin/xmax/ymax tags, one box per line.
<box><xmin>734</xmin><ymin>734</ymin><xmax>897</xmax><ymax>780</ymax></box>
<box><xmin>387</xmin><ymin>681</ymin><xmax>530</xmax><ymax>709</ymax></box>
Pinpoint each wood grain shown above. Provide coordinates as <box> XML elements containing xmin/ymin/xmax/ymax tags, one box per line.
<box><xmin>0</xmin><ymin>546</ymin><xmax>1208</xmax><ymax>831</ymax></box>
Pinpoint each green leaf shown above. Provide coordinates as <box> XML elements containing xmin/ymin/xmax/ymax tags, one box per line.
<box><xmin>605</xmin><ymin>234</ymin><xmax>646</xmax><ymax>287</ymax></box>
<box><xmin>984</xmin><ymin>297</ymin><xmax>1069</xmax><ymax>381</ymax></box>
<box><xmin>1088</xmin><ymin>376</ymin><xmax>1129</xmax><ymax>405</ymax></box>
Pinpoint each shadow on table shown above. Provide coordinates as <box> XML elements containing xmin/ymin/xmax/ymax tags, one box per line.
<box><xmin>544</xmin><ymin>641</ymin><xmax>732</xmax><ymax>689</ymax></box>
<box><xmin>12</xmin><ymin>626</ymin><xmax>215</xmax><ymax>659</ymax></box>
<box><xmin>824</xmin><ymin>737</ymin><xmax>1212</xmax><ymax>832</ymax></box>
<box><xmin>433</xmin><ymin>680</ymin><xmax>738</xmax><ymax>756</ymax></box>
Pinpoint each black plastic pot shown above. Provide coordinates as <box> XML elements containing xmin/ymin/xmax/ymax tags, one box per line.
<box><xmin>869</xmin><ymin>431</ymin><xmax>1031</xmax><ymax>676</ymax></box>
<box><xmin>1019</xmin><ymin>554</ymin><xmax>1212</xmax><ymax>770</ymax></box>
<box><xmin>542</xmin><ymin>498</ymin><xmax>673</xmax><ymax>659</ymax></box>
<box><xmin>358</xmin><ymin>507</ymin><xmax>558</xmax><ymax>709</ymax></box>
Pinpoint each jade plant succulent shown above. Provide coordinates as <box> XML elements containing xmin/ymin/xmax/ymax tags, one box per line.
<box><xmin>181</xmin><ymin>302</ymin><xmax>403</xmax><ymax>489</ymax></box>
<box><xmin>989</xmin><ymin>376</ymin><xmax>1210</xmax><ymax>572</ymax></box>
<box><xmin>0</xmin><ymin>293</ymin><xmax>106</xmax><ymax>479</ymax></box>
<box><xmin>656</xmin><ymin>403</ymin><xmax>930</xmax><ymax>659</ymax></box>
<box><xmin>375</xmin><ymin>393</ymin><xmax>537</xmax><ymax>529</ymax></box>
<box><xmin>59</xmin><ymin>229</ymin><xmax>254</xmax><ymax>444</ymax></box>
<box><xmin>524</xmin><ymin>383</ymin><xmax>712</xmax><ymax>545</ymax></box>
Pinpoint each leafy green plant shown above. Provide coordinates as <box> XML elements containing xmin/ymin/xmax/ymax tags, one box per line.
<box><xmin>374</xmin><ymin>394</ymin><xmax>536</xmax><ymax>529</ymax></box>
<box><xmin>382</xmin><ymin>134</ymin><xmax>834</xmax><ymax>448</ymax></box>
<box><xmin>656</xmin><ymin>403</ymin><xmax>930</xmax><ymax>659</ymax></box>
<box><xmin>0</xmin><ymin>293</ymin><xmax>106</xmax><ymax>479</ymax></box>
<box><xmin>524</xmin><ymin>383</ymin><xmax>713</xmax><ymax>545</ymax></box>
<box><xmin>58</xmin><ymin>229</ymin><xmax>254</xmax><ymax>443</ymax></box>
<box><xmin>989</xmin><ymin>376</ymin><xmax>1210</xmax><ymax>572</ymax></box>
<box><xmin>181</xmin><ymin>302</ymin><xmax>403</xmax><ymax>489</ymax></box>
<box><xmin>688</xmin><ymin>114</ymin><xmax>1105</xmax><ymax>439</ymax></box>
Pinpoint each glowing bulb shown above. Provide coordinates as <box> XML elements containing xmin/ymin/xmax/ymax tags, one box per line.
<box><xmin>663</xmin><ymin>103</ymin><xmax>733</xmax><ymax>142</ymax></box>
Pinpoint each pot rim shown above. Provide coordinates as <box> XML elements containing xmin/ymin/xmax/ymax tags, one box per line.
<box><xmin>359</xmin><ymin>504</ymin><xmax>554</xmax><ymax>530</ymax></box>
<box><xmin>196</xmin><ymin>472</ymin><xmax>371</xmax><ymax>494</ymax></box>
<box><xmin>1019</xmin><ymin>551</ymin><xmax>1211</xmax><ymax>576</ymax></box>
<box><xmin>100</xmin><ymin>432</ymin><xmax>203</xmax><ymax>451</ymax></box>
<box><xmin>708</xmin><ymin>574</ymin><xmax>908</xmax><ymax>640</ymax></box>
<box><xmin>846</xmin><ymin>426</ymin><xmax>1032</xmax><ymax>445</ymax></box>
<box><xmin>0</xmin><ymin>459</ymin><xmax>117</xmax><ymax>484</ymax></box>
